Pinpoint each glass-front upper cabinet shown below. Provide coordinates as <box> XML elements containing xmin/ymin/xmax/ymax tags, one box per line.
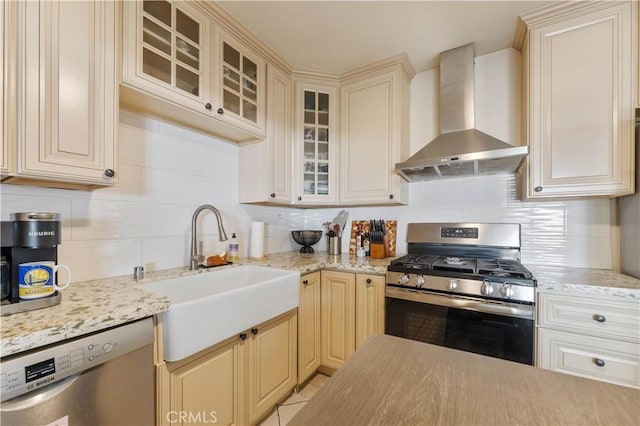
<box><xmin>122</xmin><ymin>0</ymin><xmax>212</xmax><ymax>113</ymax></box>
<box><xmin>215</xmin><ymin>29</ymin><xmax>265</xmax><ymax>137</ymax></box>
<box><xmin>295</xmin><ymin>82</ymin><xmax>338</xmax><ymax>204</ymax></box>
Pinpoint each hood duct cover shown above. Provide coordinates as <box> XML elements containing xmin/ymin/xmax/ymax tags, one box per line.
<box><xmin>396</xmin><ymin>43</ymin><xmax>527</xmax><ymax>182</ymax></box>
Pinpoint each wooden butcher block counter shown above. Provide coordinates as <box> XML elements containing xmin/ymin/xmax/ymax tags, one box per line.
<box><xmin>289</xmin><ymin>334</ymin><xmax>639</xmax><ymax>426</ymax></box>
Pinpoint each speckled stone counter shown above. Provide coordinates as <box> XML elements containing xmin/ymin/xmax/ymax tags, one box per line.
<box><xmin>527</xmin><ymin>264</ymin><xmax>640</xmax><ymax>300</ymax></box>
<box><xmin>0</xmin><ymin>252</ymin><xmax>393</xmax><ymax>357</ymax></box>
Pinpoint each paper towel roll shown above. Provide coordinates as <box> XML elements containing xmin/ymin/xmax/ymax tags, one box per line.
<box><xmin>250</xmin><ymin>221</ymin><xmax>265</xmax><ymax>259</ymax></box>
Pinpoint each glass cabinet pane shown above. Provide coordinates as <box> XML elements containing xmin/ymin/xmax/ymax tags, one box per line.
<box><xmin>140</xmin><ymin>1</ymin><xmax>202</xmax><ymax>99</ymax></box>
<box><xmin>221</xmin><ymin>41</ymin><xmax>259</xmax><ymax>124</ymax></box>
<box><xmin>300</xmin><ymin>89</ymin><xmax>331</xmax><ymax>198</ymax></box>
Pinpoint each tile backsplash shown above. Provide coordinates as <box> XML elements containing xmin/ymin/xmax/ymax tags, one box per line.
<box><xmin>0</xmin><ymin>49</ymin><xmax>615</xmax><ymax>281</ymax></box>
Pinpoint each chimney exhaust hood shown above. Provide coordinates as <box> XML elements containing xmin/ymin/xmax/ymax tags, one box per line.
<box><xmin>396</xmin><ymin>43</ymin><xmax>527</xmax><ymax>182</ymax></box>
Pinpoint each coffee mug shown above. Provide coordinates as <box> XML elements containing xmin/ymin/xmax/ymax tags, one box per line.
<box><xmin>18</xmin><ymin>261</ymin><xmax>71</xmax><ymax>300</ymax></box>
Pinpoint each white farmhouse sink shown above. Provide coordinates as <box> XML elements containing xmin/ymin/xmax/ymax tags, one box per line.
<box><xmin>136</xmin><ymin>265</ymin><xmax>300</xmax><ymax>361</ymax></box>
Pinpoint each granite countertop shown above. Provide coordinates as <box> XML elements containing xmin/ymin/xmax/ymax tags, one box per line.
<box><xmin>526</xmin><ymin>264</ymin><xmax>640</xmax><ymax>300</ymax></box>
<box><xmin>0</xmin><ymin>252</ymin><xmax>393</xmax><ymax>357</ymax></box>
<box><xmin>290</xmin><ymin>334</ymin><xmax>640</xmax><ymax>426</ymax></box>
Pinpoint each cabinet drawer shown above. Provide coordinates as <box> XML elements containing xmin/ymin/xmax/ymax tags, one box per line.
<box><xmin>538</xmin><ymin>293</ymin><xmax>640</xmax><ymax>342</ymax></box>
<box><xmin>538</xmin><ymin>328</ymin><xmax>640</xmax><ymax>389</ymax></box>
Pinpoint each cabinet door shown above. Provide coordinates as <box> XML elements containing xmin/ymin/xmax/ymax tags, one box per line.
<box><xmin>170</xmin><ymin>339</ymin><xmax>245</xmax><ymax>426</ymax></box>
<box><xmin>247</xmin><ymin>312</ymin><xmax>297</xmax><ymax>424</ymax></box>
<box><xmin>321</xmin><ymin>271</ymin><xmax>355</xmax><ymax>369</ymax></box>
<box><xmin>122</xmin><ymin>0</ymin><xmax>212</xmax><ymax>113</ymax></box>
<box><xmin>17</xmin><ymin>0</ymin><xmax>117</xmax><ymax>185</ymax></box>
<box><xmin>294</xmin><ymin>82</ymin><xmax>339</xmax><ymax>205</ymax></box>
<box><xmin>238</xmin><ymin>63</ymin><xmax>292</xmax><ymax>204</ymax></box>
<box><xmin>0</xmin><ymin>0</ymin><xmax>9</xmax><ymax>176</ymax></box>
<box><xmin>298</xmin><ymin>272</ymin><xmax>321</xmax><ymax>383</ymax></box>
<box><xmin>355</xmin><ymin>274</ymin><xmax>386</xmax><ymax>349</ymax></box>
<box><xmin>525</xmin><ymin>1</ymin><xmax>635</xmax><ymax>198</ymax></box>
<box><xmin>215</xmin><ymin>29</ymin><xmax>266</xmax><ymax>137</ymax></box>
<box><xmin>339</xmin><ymin>70</ymin><xmax>408</xmax><ymax>205</ymax></box>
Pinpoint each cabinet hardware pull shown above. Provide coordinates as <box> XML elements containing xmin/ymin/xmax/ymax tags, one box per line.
<box><xmin>104</xmin><ymin>169</ymin><xmax>115</xmax><ymax>178</ymax></box>
<box><xmin>217</xmin><ymin>108</ymin><xmax>224</xmax><ymax>115</ymax></box>
<box><xmin>303</xmin><ymin>280</ymin><xmax>308</xmax><ymax>285</ymax></box>
<box><xmin>366</xmin><ymin>278</ymin><xmax>372</xmax><ymax>284</ymax></box>
<box><xmin>297</xmin><ymin>196</ymin><xmax>302</xmax><ymax>201</ymax></box>
<box><xmin>534</xmin><ymin>186</ymin><xmax>543</xmax><ymax>192</ymax></box>
<box><xmin>251</xmin><ymin>328</ymin><xmax>258</xmax><ymax>335</ymax></box>
<box><xmin>205</xmin><ymin>103</ymin><xmax>212</xmax><ymax>110</ymax></box>
<box><xmin>239</xmin><ymin>333</ymin><xmax>247</xmax><ymax>340</ymax></box>
<box><xmin>270</xmin><ymin>193</ymin><xmax>276</xmax><ymax>198</ymax></box>
<box><xmin>592</xmin><ymin>314</ymin><xmax>606</xmax><ymax>323</ymax></box>
<box><xmin>389</xmin><ymin>194</ymin><xmax>394</xmax><ymax>200</ymax></box>
<box><xmin>593</xmin><ymin>358</ymin><xmax>605</xmax><ymax>367</ymax></box>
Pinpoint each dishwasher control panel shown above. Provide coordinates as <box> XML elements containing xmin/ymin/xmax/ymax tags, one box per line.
<box><xmin>0</xmin><ymin>317</ymin><xmax>153</xmax><ymax>402</ymax></box>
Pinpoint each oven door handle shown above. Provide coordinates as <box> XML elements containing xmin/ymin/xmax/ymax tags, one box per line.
<box><xmin>386</xmin><ymin>287</ymin><xmax>534</xmax><ymax>320</ymax></box>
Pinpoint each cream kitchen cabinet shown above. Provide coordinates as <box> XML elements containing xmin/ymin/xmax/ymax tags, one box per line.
<box><xmin>121</xmin><ymin>0</ymin><xmax>264</xmax><ymax>144</ymax></box>
<box><xmin>320</xmin><ymin>270</ymin><xmax>385</xmax><ymax>370</ymax></box>
<box><xmin>1</xmin><ymin>0</ymin><xmax>10</xmax><ymax>176</ymax></box>
<box><xmin>160</xmin><ymin>310</ymin><xmax>297</xmax><ymax>426</ymax></box>
<box><xmin>294</xmin><ymin>80</ymin><xmax>339</xmax><ymax>206</ymax></box>
<box><xmin>516</xmin><ymin>1</ymin><xmax>636</xmax><ymax>198</ymax></box>
<box><xmin>2</xmin><ymin>0</ymin><xmax>118</xmax><ymax>189</ymax></box>
<box><xmin>298</xmin><ymin>272</ymin><xmax>321</xmax><ymax>384</ymax></box>
<box><xmin>537</xmin><ymin>292</ymin><xmax>640</xmax><ymax>389</ymax></box>
<box><xmin>339</xmin><ymin>56</ymin><xmax>413</xmax><ymax>205</ymax></box>
<box><xmin>239</xmin><ymin>62</ymin><xmax>293</xmax><ymax>204</ymax></box>
<box><xmin>214</xmin><ymin>28</ymin><xmax>266</xmax><ymax>139</ymax></box>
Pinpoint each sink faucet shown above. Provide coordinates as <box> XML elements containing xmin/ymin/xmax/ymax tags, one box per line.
<box><xmin>190</xmin><ymin>204</ymin><xmax>229</xmax><ymax>270</ymax></box>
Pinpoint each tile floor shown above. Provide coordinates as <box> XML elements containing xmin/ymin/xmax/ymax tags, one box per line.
<box><xmin>259</xmin><ymin>373</ymin><xmax>330</xmax><ymax>425</ymax></box>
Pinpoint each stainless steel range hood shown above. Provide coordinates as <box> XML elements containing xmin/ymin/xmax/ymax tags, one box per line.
<box><xmin>396</xmin><ymin>43</ymin><xmax>527</xmax><ymax>182</ymax></box>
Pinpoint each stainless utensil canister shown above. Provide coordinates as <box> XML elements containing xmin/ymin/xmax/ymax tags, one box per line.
<box><xmin>329</xmin><ymin>237</ymin><xmax>341</xmax><ymax>255</ymax></box>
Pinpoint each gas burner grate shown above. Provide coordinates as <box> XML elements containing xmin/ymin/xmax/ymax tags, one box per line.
<box><xmin>477</xmin><ymin>259</ymin><xmax>531</xmax><ymax>279</ymax></box>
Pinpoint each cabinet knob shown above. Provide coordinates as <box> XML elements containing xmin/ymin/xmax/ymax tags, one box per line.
<box><xmin>592</xmin><ymin>314</ymin><xmax>606</xmax><ymax>323</ymax></box>
<box><xmin>366</xmin><ymin>278</ymin><xmax>372</xmax><ymax>284</ymax></box>
<box><xmin>270</xmin><ymin>193</ymin><xmax>276</xmax><ymax>198</ymax></box>
<box><xmin>389</xmin><ymin>194</ymin><xmax>394</xmax><ymax>200</ymax></box>
<box><xmin>217</xmin><ymin>108</ymin><xmax>224</xmax><ymax>115</ymax></box>
<box><xmin>593</xmin><ymin>358</ymin><xmax>605</xmax><ymax>367</ymax></box>
<box><xmin>205</xmin><ymin>103</ymin><xmax>212</xmax><ymax>110</ymax></box>
<box><xmin>251</xmin><ymin>328</ymin><xmax>259</xmax><ymax>335</ymax></box>
<box><xmin>302</xmin><ymin>280</ymin><xmax>309</xmax><ymax>285</ymax></box>
<box><xmin>534</xmin><ymin>186</ymin><xmax>543</xmax><ymax>193</ymax></box>
<box><xmin>297</xmin><ymin>196</ymin><xmax>302</xmax><ymax>201</ymax></box>
<box><xmin>104</xmin><ymin>169</ymin><xmax>115</xmax><ymax>178</ymax></box>
<box><xmin>239</xmin><ymin>333</ymin><xmax>247</xmax><ymax>340</ymax></box>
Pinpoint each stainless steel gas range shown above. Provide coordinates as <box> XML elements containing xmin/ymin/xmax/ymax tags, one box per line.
<box><xmin>385</xmin><ymin>223</ymin><xmax>536</xmax><ymax>365</ymax></box>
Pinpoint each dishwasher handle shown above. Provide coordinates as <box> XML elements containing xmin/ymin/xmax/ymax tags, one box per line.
<box><xmin>0</xmin><ymin>374</ymin><xmax>79</xmax><ymax>412</ymax></box>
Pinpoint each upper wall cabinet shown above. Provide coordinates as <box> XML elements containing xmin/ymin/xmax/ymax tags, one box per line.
<box><xmin>339</xmin><ymin>57</ymin><xmax>413</xmax><ymax>205</ymax></box>
<box><xmin>516</xmin><ymin>1</ymin><xmax>637</xmax><ymax>198</ymax></box>
<box><xmin>121</xmin><ymin>0</ymin><xmax>264</xmax><ymax>144</ymax></box>
<box><xmin>214</xmin><ymin>29</ymin><xmax>266</xmax><ymax>138</ymax></box>
<box><xmin>1</xmin><ymin>0</ymin><xmax>118</xmax><ymax>189</ymax></box>
<box><xmin>1</xmin><ymin>1</ymin><xmax>9</xmax><ymax>176</ymax></box>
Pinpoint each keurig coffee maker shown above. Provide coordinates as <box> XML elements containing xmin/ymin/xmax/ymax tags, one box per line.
<box><xmin>1</xmin><ymin>213</ymin><xmax>63</xmax><ymax>314</ymax></box>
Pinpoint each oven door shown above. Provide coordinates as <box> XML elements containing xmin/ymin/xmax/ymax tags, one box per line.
<box><xmin>385</xmin><ymin>286</ymin><xmax>535</xmax><ymax>365</ymax></box>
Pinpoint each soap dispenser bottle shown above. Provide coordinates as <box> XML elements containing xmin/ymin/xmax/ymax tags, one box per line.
<box><xmin>229</xmin><ymin>233</ymin><xmax>239</xmax><ymax>262</ymax></box>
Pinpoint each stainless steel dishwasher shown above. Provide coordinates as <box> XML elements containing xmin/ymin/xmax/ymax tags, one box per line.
<box><xmin>1</xmin><ymin>317</ymin><xmax>155</xmax><ymax>425</ymax></box>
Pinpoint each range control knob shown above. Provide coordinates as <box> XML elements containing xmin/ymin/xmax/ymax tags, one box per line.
<box><xmin>449</xmin><ymin>279</ymin><xmax>458</xmax><ymax>291</ymax></box>
<box><xmin>481</xmin><ymin>280</ymin><xmax>494</xmax><ymax>296</ymax></box>
<box><xmin>500</xmin><ymin>283</ymin><xmax>514</xmax><ymax>298</ymax></box>
<box><xmin>416</xmin><ymin>275</ymin><xmax>425</xmax><ymax>288</ymax></box>
<box><xmin>399</xmin><ymin>274</ymin><xmax>410</xmax><ymax>286</ymax></box>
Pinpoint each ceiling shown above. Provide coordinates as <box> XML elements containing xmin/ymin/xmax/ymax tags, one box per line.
<box><xmin>218</xmin><ymin>1</ymin><xmax>560</xmax><ymax>75</ymax></box>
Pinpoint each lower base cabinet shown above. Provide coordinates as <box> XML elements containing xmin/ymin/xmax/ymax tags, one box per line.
<box><xmin>320</xmin><ymin>270</ymin><xmax>385</xmax><ymax>371</ymax></box>
<box><xmin>537</xmin><ymin>292</ymin><xmax>640</xmax><ymax>389</ymax></box>
<box><xmin>159</xmin><ymin>310</ymin><xmax>297</xmax><ymax>426</ymax></box>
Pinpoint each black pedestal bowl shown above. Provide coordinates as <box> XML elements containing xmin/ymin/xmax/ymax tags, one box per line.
<box><xmin>291</xmin><ymin>230</ymin><xmax>323</xmax><ymax>253</ymax></box>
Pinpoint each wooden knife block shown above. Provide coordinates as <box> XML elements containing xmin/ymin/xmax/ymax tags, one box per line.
<box><xmin>370</xmin><ymin>243</ymin><xmax>386</xmax><ymax>259</ymax></box>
